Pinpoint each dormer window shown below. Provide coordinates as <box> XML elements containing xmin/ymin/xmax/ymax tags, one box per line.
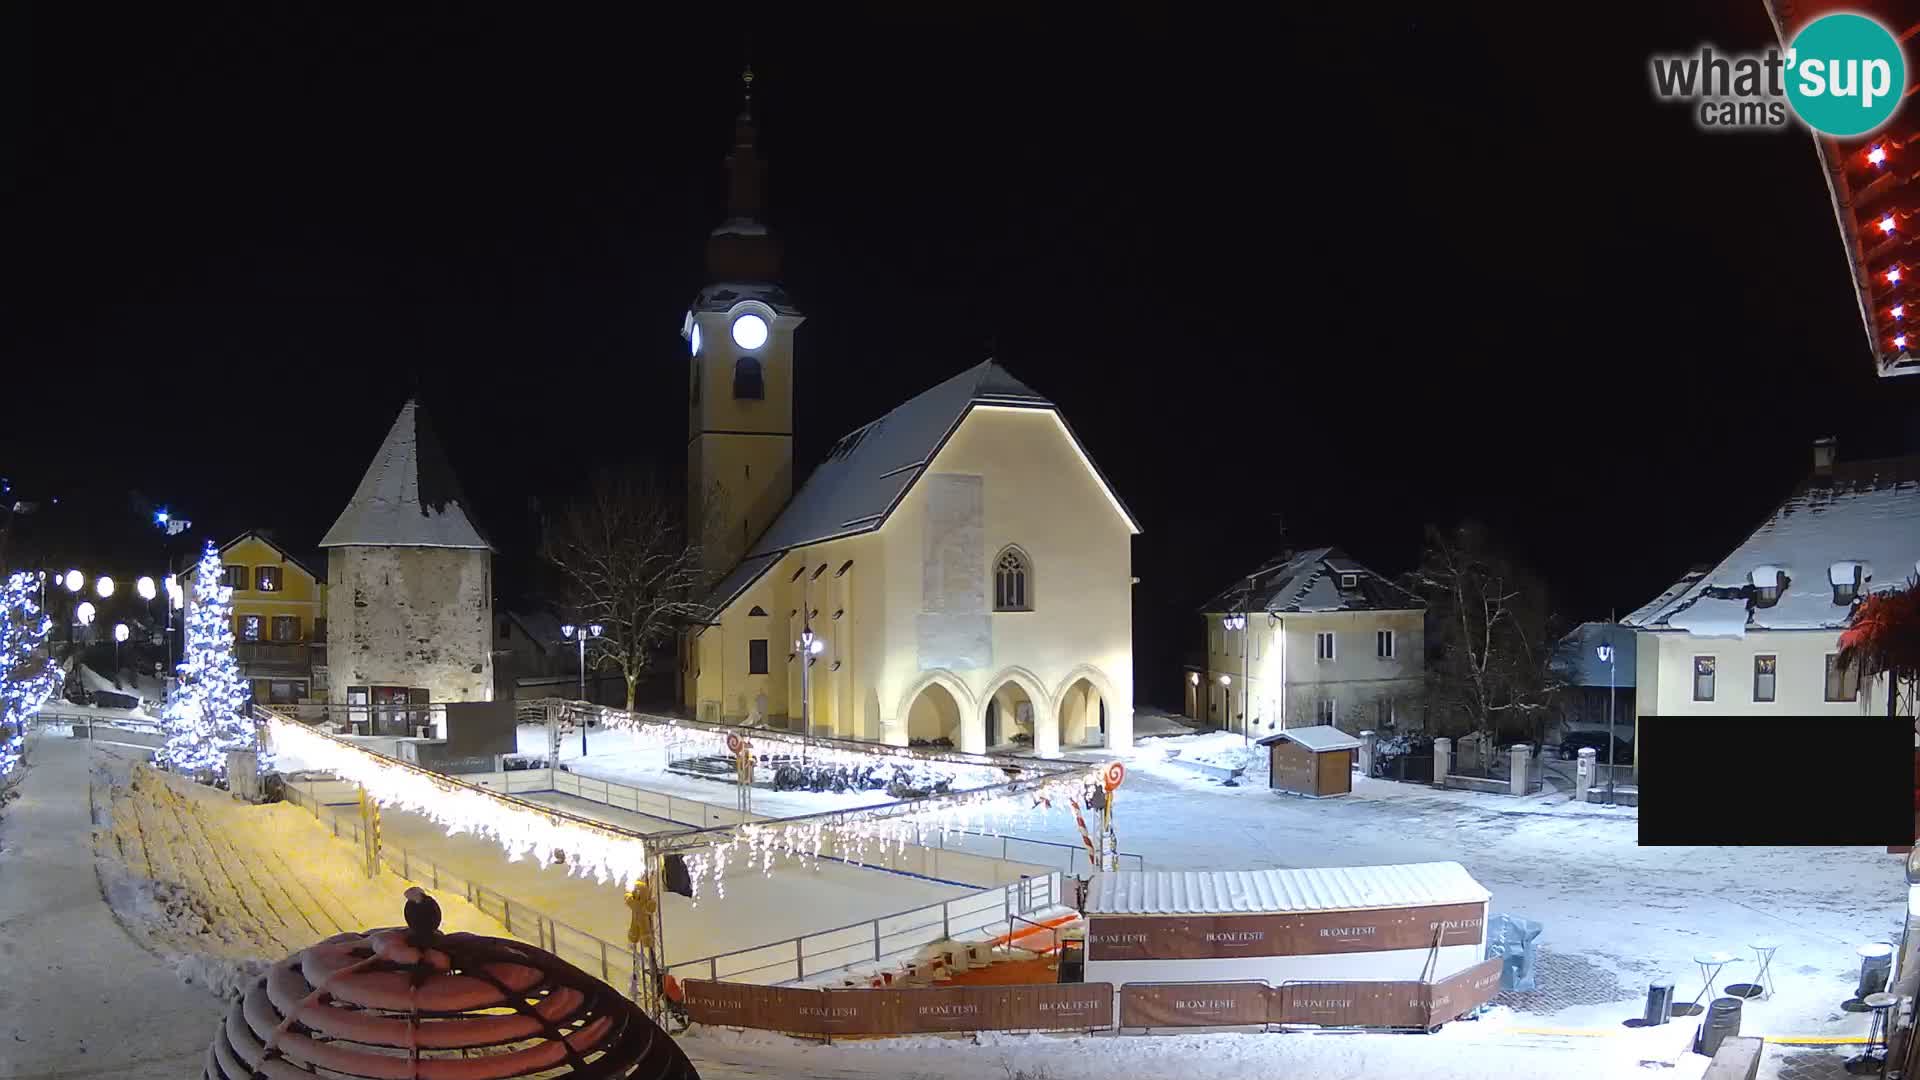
<box><xmin>1339</xmin><ymin>573</ymin><xmax>1358</xmax><ymax>589</ymax></box>
<box><xmin>1750</xmin><ymin>565</ymin><xmax>1785</xmax><ymax>608</ymax></box>
<box><xmin>1830</xmin><ymin>561</ymin><xmax>1865</xmax><ymax>606</ymax></box>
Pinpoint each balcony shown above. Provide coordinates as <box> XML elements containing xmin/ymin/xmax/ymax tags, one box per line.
<box><xmin>234</xmin><ymin>642</ymin><xmax>316</xmax><ymax>676</ymax></box>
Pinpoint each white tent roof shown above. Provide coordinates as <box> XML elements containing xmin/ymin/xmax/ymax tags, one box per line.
<box><xmin>1087</xmin><ymin>862</ymin><xmax>1489</xmax><ymax>916</ymax></box>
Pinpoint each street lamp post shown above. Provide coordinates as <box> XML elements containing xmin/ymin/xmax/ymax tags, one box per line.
<box><xmin>560</xmin><ymin>623</ymin><xmax>603</xmax><ymax>757</ymax></box>
<box><xmin>796</xmin><ymin>569</ymin><xmax>826</xmax><ymax>753</ymax></box>
<box><xmin>1596</xmin><ymin>636</ymin><xmax>1617</xmax><ymax>805</ymax></box>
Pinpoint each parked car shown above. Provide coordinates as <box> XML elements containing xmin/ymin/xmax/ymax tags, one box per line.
<box><xmin>1558</xmin><ymin>730</ymin><xmax>1633</xmax><ymax>763</ymax></box>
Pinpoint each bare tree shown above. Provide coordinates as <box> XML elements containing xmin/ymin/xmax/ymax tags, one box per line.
<box><xmin>1403</xmin><ymin>521</ymin><xmax>1567</xmax><ymax>748</ymax></box>
<box><xmin>541</xmin><ymin>469</ymin><xmax>712</xmax><ymax>711</ymax></box>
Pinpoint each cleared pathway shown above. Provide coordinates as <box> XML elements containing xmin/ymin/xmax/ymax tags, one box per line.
<box><xmin>0</xmin><ymin>733</ymin><xmax>219</xmax><ymax>1079</ymax></box>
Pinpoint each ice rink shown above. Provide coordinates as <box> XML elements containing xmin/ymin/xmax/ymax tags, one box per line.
<box><xmin>298</xmin><ymin>783</ymin><xmax>982</xmax><ymax>974</ymax></box>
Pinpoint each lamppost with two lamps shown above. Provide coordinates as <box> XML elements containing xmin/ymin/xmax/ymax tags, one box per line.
<box><xmin>560</xmin><ymin>622</ymin><xmax>603</xmax><ymax>757</ymax></box>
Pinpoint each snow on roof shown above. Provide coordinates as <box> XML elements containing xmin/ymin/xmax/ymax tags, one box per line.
<box><xmin>699</xmin><ymin>361</ymin><xmax>1140</xmax><ymax>616</ymax></box>
<box><xmin>1201</xmin><ymin>547</ymin><xmax>1423</xmax><ymax>615</ymax></box>
<box><xmin>1830</xmin><ymin>560</ymin><xmax>1865</xmax><ymax>586</ymax></box>
<box><xmin>693</xmin><ymin>281</ymin><xmax>801</xmax><ymax>316</ymax></box>
<box><xmin>710</xmin><ymin>218</ymin><xmax>769</xmax><ymax>237</ymax></box>
<box><xmin>320</xmin><ymin>400</ymin><xmax>493</xmax><ymax>551</ymax></box>
<box><xmin>1621</xmin><ymin>569</ymin><xmax>1706</xmax><ymax>627</ymax></box>
<box><xmin>1087</xmin><ymin>862</ymin><xmax>1489</xmax><ymax>916</ymax></box>
<box><xmin>1255</xmin><ymin>724</ymin><xmax>1363</xmax><ymax>752</ymax></box>
<box><xmin>1551</xmin><ymin>622</ymin><xmax>1636</xmax><ymax>688</ymax></box>
<box><xmin>1624</xmin><ymin>455</ymin><xmax>1920</xmax><ymax>635</ymax></box>
<box><xmin>1752</xmin><ymin>565</ymin><xmax>1784</xmax><ymax>589</ymax></box>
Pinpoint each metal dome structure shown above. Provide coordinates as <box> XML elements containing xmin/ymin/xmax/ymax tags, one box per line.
<box><xmin>205</xmin><ymin>889</ymin><xmax>697</xmax><ymax>1080</ymax></box>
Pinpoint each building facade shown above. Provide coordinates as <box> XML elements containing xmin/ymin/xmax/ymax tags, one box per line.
<box><xmin>679</xmin><ymin>80</ymin><xmax>1140</xmax><ymax>756</ymax></box>
<box><xmin>1551</xmin><ymin>621</ymin><xmax>1635</xmax><ymax>744</ymax></box>
<box><xmin>175</xmin><ymin>531</ymin><xmax>328</xmax><ymax>705</ymax></box>
<box><xmin>1189</xmin><ymin>548</ymin><xmax>1426</xmax><ymax>739</ymax></box>
<box><xmin>1623</xmin><ymin>441</ymin><xmax>1919</xmax><ymax>739</ymax></box>
<box><xmin>321</xmin><ymin>399</ymin><xmax>495</xmax><ymax>733</ymax></box>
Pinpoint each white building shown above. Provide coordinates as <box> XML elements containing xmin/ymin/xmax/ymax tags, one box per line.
<box><xmin>1188</xmin><ymin>548</ymin><xmax>1426</xmax><ymax>738</ymax></box>
<box><xmin>680</xmin><ymin>79</ymin><xmax>1140</xmax><ymax>755</ymax></box>
<box><xmin>1622</xmin><ymin>440</ymin><xmax>1919</xmax><ymax>737</ymax></box>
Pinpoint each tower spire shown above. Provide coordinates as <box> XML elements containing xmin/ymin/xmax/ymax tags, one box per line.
<box><xmin>707</xmin><ymin>63</ymin><xmax>780</xmax><ymax>281</ymax></box>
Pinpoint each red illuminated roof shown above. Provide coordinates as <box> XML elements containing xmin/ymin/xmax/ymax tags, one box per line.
<box><xmin>1764</xmin><ymin>1</ymin><xmax>1920</xmax><ymax>376</ymax></box>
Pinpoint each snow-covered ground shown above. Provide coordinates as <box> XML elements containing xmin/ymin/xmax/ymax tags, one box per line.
<box><xmin>1041</xmin><ymin>730</ymin><xmax>1902</xmax><ymax>1042</ymax></box>
<box><xmin>16</xmin><ymin>730</ymin><xmax>1714</xmax><ymax>1078</ymax></box>
<box><xmin>680</xmin><ymin>1014</ymin><xmax>1713</xmax><ymax>1080</ymax></box>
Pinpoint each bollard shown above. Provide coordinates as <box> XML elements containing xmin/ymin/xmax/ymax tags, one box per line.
<box><xmin>1434</xmin><ymin>738</ymin><xmax>1452</xmax><ymax>787</ymax></box>
<box><xmin>1575</xmin><ymin>747</ymin><xmax>1596</xmax><ymax>803</ymax></box>
<box><xmin>1358</xmin><ymin>730</ymin><xmax>1375</xmax><ymax>776</ymax></box>
<box><xmin>1509</xmin><ymin>744</ymin><xmax>1530</xmax><ymax>796</ymax></box>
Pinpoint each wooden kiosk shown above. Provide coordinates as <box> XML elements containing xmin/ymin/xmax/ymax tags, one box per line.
<box><xmin>1258</xmin><ymin>725</ymin><xmax>1362</xmax><ymax>797</ymax></box>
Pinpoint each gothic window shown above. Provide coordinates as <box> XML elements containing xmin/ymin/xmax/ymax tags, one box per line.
<box><xmin>994</xmin><ymin>547</ymin><xmax>1032</xmax><ymax>611</ymax></box>
<box><xmin>690</xmin><ymin>362</ymin><xmax>700</xmax><ymax>407</ymax></box>
<box><xmin>733</xmin><ymin>356</ymin><xmax>764</xmax><ymax>400</ymax></box>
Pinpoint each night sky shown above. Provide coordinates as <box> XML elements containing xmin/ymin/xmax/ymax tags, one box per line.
<box><xmin>4</xmin><ymin>5</ymin><xmax>1918</xmax><ymax>710</ymax></box>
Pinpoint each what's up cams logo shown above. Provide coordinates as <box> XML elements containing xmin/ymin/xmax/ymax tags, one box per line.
<box><xmin>1651</xmin><ymin>12</ymin><xmax>1906</xmax><ymax>135</ymax></box>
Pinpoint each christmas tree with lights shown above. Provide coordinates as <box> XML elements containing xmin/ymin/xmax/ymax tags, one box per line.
<box><xmin>1</xmin><ymin>571</ymin><xmax>60</xmax><ymax>780</ymax></box>
<box><xmin>159</xmin><ymin>541</ymin><xmax>259</xmax><ymax>777</ymax></box>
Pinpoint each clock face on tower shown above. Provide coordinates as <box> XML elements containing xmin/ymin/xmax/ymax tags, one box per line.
<box><xmin>731</xmin><ymin>313</ymin><xmax>769</xmax><ymax>351</ymax></box>
<box><xmin>690</xmin><ymin>323</ymin><xmax>702</xmax><ymax>356</ymax></box>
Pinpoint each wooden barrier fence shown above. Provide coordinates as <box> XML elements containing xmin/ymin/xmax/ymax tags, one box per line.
<box><xmin>684</xmin><ymin>957</ymin><xmax>1505</xmax><ymax>1037</ymax></box>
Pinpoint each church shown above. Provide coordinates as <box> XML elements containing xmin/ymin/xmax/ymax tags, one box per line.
<box><xmin>680</xmin><ymin>76</ymin><xmax>1139</xmax><ymax>756</ymax></box>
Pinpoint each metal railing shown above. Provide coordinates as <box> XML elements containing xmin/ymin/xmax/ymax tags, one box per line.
<box><xmin>663</xmin><ymin>871</ymin><xmax>1061</xmax><ymax>986</ymax></box>
<box><xmin>280</xmin><ymin>773</ymin><xmax>1065</xmax><ymax>991</ymax></box>
<box><xmin>279</xmin><ymin>778</ymin><xmax>641</xmax><ymax>995</ymax></box>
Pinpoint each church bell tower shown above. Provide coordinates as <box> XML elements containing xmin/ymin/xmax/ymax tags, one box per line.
<box><xmin>685</xmin><ymin>67</ymin><xmax>804</xmax><ymax>574</ymax></box>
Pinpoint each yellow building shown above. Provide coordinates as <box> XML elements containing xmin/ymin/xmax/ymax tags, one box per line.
<box><xmin>679</xmin><ymin>82</ymin><xmax>1140</xmax><ymax>756</ymax></box>
<box><xmin>175</xmin><ymin>531</ymin><xmax>328</xmax><ymax>705</ymax></box>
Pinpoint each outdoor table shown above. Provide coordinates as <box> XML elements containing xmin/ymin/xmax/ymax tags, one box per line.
<box><xmin>1849</xmin><ymin>991</ymin><xmax>1900</xmax><ymax>1072</ymax></box>
<box><xmin>1689</xmin><ymin>951</ymin><xmax>1738</xmax><ymax>1012</ymax></box>
<box><xmin>1728</xmin><ymin>939</ymin><xmax>1778</xmax><ymax>1001</ymax></box>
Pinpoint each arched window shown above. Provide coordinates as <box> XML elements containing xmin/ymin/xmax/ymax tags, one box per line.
<box><xmin>733</xmin><ymin>356</ymin><xmax>764</xmax><ymax>400</ymax></box>
<box><xmin>994</xmin><ymin>547</ymin><xmax>1032</xmax><ymax>611</ymax></box>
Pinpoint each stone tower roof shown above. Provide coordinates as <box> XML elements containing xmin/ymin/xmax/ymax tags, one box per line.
<box><xmin>320</xmin><ymin>399</ymin><xmax>493</xmax><ymax>551</ymax></box>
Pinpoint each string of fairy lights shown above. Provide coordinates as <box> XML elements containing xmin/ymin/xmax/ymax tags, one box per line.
<box><xmin>267</xmin><ymin>708</ymin><xmax>1099</xmax><ymax>903</ymax></box>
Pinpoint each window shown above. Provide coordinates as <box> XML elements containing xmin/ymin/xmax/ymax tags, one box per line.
<box><xmin>255</xmin><ymin>566</ymin><xmax>282</xmax><ymax>592</ymax></box>
<box><xmin>1376</xmin><ymin>629</ymin><xmax>1395</xmax><ymax>659</ymax></box>
<box><xmin>499</xmin><ymin>619</ymin><xmax>511</xmax><ymax>639</ymax></box>
<box><xmin>1340</xmin><ymin>573</ymin><xmax>1358</xmax><ymax>589</ymax></box>
<box><xmin>1316</xmin><ymin>699</ymin><xmax>1337</xmax><ymax>725</ymax></box>
<box><xmin>994</xmin><ymin>547</ymin><xmax>1032</xmax><ymax>611</ymax></box>
<box><xmin>1833</xmin><ymin>563</ymin><xmax>1863</xmax><ymax>606</ymax></box>
<box><xmin>748</xmin><ymin>639</ymin><xmax>769</xmax><ymax>675</ymax></box>
<box><xmin>314</xmin><ymin>617</ymin><xmax>327</xmax><ymax>643</ymax></box>
<box><xmin>1826</xmin><ymin>653</ymin><xmax>1862</xmax><ymax>701</ymax></box>
<box><xmin>268</xmin><ymin>680</ymin><xmax>305</xmax><ymax>705</ymax></box>
<box><xmin>1692</xmin><ymin>656</ymin><xmax>1716</xmax><ymax>701</ymax></box>
<box><xmin>1210</xmin><ymin>622</ymin><xmax>1222</xmax><ymax>653</ymax></box>
<box><xmin>271</xmin><ymin>615</ymin><xmax>300</xmax><ymax>643</ymax></box>
<box><xmin>223</xmin><ymin>565</ymin><xmax>248</xmax><ymax>590</ymax></box>
<box><xmin>238</xmin><ymin>614</ymin><xmax>263</xmax><ymax>642</ymax></box>
<box><xmin>747</xmin><ymin>605</ymin><xmax>769</xmax><ymax>617</ymax></box>
<box><xmin>1753</xmin><ymin>655</ymin><xmax>1776</xmax><ymax>702</ymax></box>
<box><xmin>1377</xmin><ymin>698</ymin><xmax>1395</xmax><ymax>727</ymax></box>
<box><xmin>732</xmin><ymin>356</ymin><xmax>764</xmax><ymax>400</ymax></box>
<box><xmin>1316</xmin><ymin>631</ymin><xmax>1336</xmax><ymax>661</ymax></box>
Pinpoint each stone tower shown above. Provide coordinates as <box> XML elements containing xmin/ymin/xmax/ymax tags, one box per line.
<box><xmin>685</xmin><ymin>68</ymin><xmax>806</xmax><ymax>574</ymax></box>
<box><xmin>321</xmin><ymin>399</ymin><xmax>494</xmax><ymax>717</ymax></box>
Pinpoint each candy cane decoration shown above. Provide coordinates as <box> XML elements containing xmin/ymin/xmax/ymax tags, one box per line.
<box><xmin>1036</xmin><ymin>793</ymin><xmax>1100</xmax><ymax>864</ymax></box>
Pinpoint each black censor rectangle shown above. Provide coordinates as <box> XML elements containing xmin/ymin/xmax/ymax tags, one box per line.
<box><xmin>1638</xmin><ymin>717</ymin><xmax>1912</xmax><ymax>846</ymax></box>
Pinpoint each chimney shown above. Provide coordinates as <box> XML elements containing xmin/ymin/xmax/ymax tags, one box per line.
<box><xmin>1812</xmin><ymin>437</ymin><xmax>1837</xmax><ymax>475</ymax></box>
